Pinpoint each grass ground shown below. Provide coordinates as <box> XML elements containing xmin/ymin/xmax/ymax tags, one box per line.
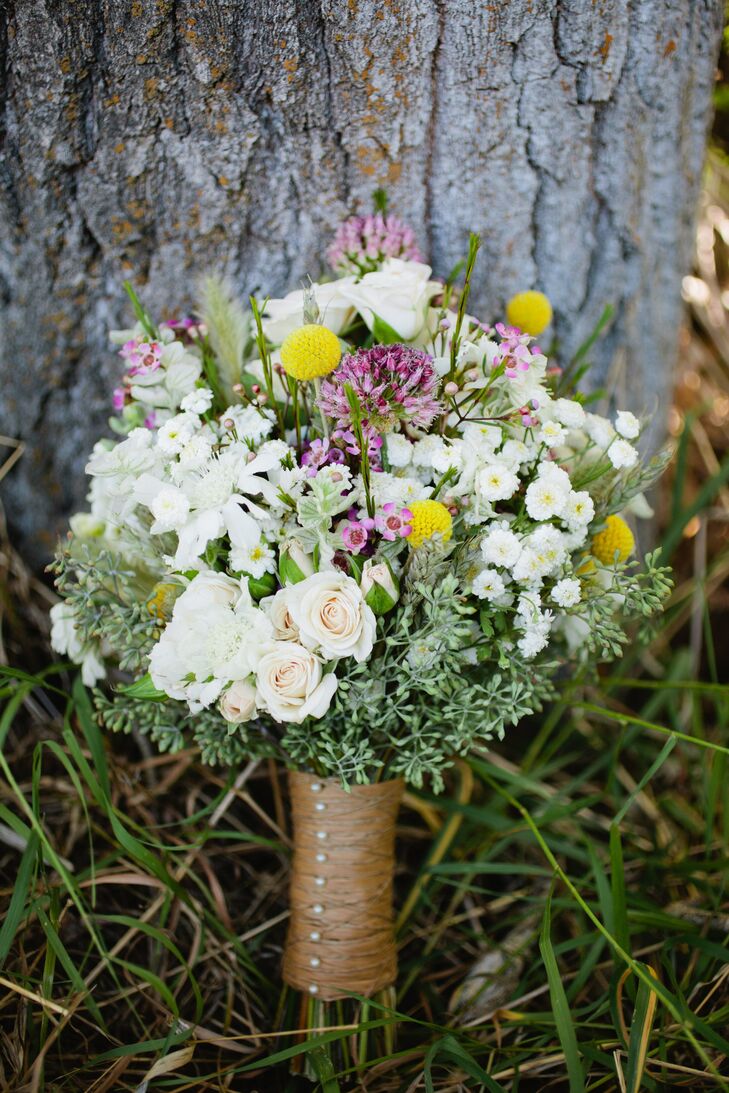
<box><xmin>1</xmin><ymin>168</ymin><xmax>729</xmax><ymax>1093</ymax></box>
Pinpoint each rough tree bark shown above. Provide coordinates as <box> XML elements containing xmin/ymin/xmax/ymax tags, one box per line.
<box><xmin>0</xmin><ymin>0</ymin><xmax>722</xmax><ymax>564</ymax></box>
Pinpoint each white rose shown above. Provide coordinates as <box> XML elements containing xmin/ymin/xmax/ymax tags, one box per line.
<box><xmin>264</xmin><ymin>587</ymin><xmax>301</xmax><ymax>640</ymax></box>
<box><xmin>256</xmin><ymin>642</ymin><xmax>337</xmax><ymax>723</ymax></box>
<box><xmin>262</xmin><ymin>279</ymin><xmax>355</xmax><ymax>344</ymax></box>
<box><xmin>279</xmin><ymin>537</ymin><xmax>316</xmax><ymax>584</ymax></box>
<box><xmin>219</xmin><ymin>679</ymin><xmax>258</xmax><ymax>723</ymax></box>
<box><xmin>172</xmin><ymin>570</ymin><xmax>242</xmax><ymax>619</ymax></box>
<box><xmin>338</xmin><ymin>258</ymin><xmax>441</xmax><ymax>341</ymax></box>
<box><xmin>286</xmin><ymin>571</ymin><xmax>376</xmax><ymax>662</ymax></box>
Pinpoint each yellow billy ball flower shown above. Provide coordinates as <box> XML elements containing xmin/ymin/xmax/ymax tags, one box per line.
<box><xmin>280</xmin><ymin>324</ymin><xmax>342</xmax><ymax>381</ymax></box>
<box><xmin>146</xmin><ymin>582</ymin><xmax>180</xmax><ymax>622</ymax></box>
<box><xmin>591</xmin><ymin>515</ymin><xmax>635</xmax><ymax>566</ymax></box>
<box><xmin>506</xmin><ymin>291</ymin><xmax>553</xmax><ymax>337</ymax></box>
<box><xmin>407</xmin><ymin>499</ymin><xmax>453</xmax><ymax>549</ymax></box>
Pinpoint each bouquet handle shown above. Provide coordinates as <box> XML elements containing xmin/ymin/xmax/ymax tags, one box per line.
<box><xmin>283</xmin><ymin>771</ymin><xmax>403</xmax><ymax>1001</ymax></box>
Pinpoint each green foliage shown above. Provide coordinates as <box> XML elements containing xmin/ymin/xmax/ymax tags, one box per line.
<box><xmin>50</xmin><ymin>543</ymin><xmax>160</xmax><ymax>673</ymax></box>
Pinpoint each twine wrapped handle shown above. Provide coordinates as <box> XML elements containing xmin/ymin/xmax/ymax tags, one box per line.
<box><xmin>283</xmin><ymin>771</ymin><xmax>403</xmax><ymax>1000</ymax></box>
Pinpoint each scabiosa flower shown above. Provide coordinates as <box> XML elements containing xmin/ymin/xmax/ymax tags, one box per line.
<box><xmin>320</xmin><ymin>345</ymin><xmax>443</xmax><ymax>442</ymax></box>
<box><xmin>327</xmin><ymin>213</ymin><xmax>423</xmax><ymax>275</ymax></box>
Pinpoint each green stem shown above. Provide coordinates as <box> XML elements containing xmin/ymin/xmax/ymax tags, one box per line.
<box><xmin>448</xmin><ymin>232</ymin><xmax>481</xmax><ymax>382</ymax></box>
<box><xmin>288</xmin><ymin>376</ymin><xmax>302</xmax><ymax>455</ymax></box>
<box><xmin>249</xmin><ymin>295</ymin><xmax>285</xmax><ymax>435</ymax></box>
<box><xmin>313</xmin><ymin>377</ymin><xmax>329</xmax><ymax>440</ymax></box>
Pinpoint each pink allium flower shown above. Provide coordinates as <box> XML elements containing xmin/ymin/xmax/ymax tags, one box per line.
<box><xmin>320</xmin><ymin>345</ymin><xmax>443</xmax><ymax>443</ymax></box>
<box><xmin>377</xmin><ymin>502</ymin><xmax>413</xmax><ymax>541</ymax></box>
<box><xmin>327</xmin><ymin>213</ymin><xmax>423</xmax><ymax>275</ymax></box>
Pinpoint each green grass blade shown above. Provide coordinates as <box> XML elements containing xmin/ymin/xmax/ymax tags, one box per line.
<box><xmin>0</xmin><ymin>831</ymin><xmax>39</xmax><ymax>966</ymax></box>
<box><xmin>539</xmin><ymin>888</ymin><xmax>585</xmax><ymax>1093</ymax></box>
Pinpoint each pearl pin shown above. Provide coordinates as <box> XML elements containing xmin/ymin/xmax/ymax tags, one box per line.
<box><xmin>310</xmin><ymin>782</ymin><xmax>322</xmax><ymax>793</ymax></box>
<box><xmin>310</xmin><ymin>956</ymin><xmax>321</xmax><ymax>968</ymax></box>
<box><xmin>310</xmin><ymin>930</ymin><xmax>321</xmax><ymax>941</ymax></box>
<box><xmin>312</xmin><ymin>903</ymin><xmax>324</xmax><ymax>914</ymax></box>
<box><xmin>309</xmin><ymin>984</ymin><xmax>319</xmax><ymax>994</ymax></box>
<box><xmin>315</xmin><ymin>802</ymin><xmax>326</xmax><ymax>812</ymax></box>
<box><xmin>315</xmin><ymin>852</ymin><xmax>327</xmax><ymax>863</ymax></box>
<box><xmin>314</xmin><ymin>876</ymin><xmax>326</xmax><ymax>887</ymax></box>
<box><xmin>316</xmin><ymin>830</ymin><xmax>327</xmax><ymax>841</ymax></box>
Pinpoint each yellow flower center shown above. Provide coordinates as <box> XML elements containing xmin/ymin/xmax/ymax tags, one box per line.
<box><xmin>505</xmin><ymin>291</ymin><xmax>553</xmax><ymax>337</ymax></box>
<box><xmin>280</xmin><ymin>324</ymin><xmax>342</xmax><ymax>381</ymax></box>
<box><xmin>407</xmin><ymin>500</ymin><xmax>453</xmax><ymax>549</ymax></box>
<box><xmin>590</xmin><ymin>514</ymin><xmax>635</xmax><ymax>566</ymax></box>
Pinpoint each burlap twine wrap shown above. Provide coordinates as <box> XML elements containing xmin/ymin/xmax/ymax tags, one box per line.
<box><xmin>283</xmin><ymin>771</ymin><xmax>403</xmax><ymax>1001</ymax></box>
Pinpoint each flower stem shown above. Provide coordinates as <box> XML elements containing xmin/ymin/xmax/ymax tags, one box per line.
<box><xmin>314</xmin><ymin>378</ymin><xmax>329</xmax><ymax>440</ymax></box>
<box><xmin>448</xmin><ymin>232</ymin><xmax>481</xmax><ymax>382</ymax></box>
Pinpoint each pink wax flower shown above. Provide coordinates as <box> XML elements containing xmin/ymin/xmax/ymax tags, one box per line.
<box><xmin>112</xmin><ymin>386</ymin><xmax>126</xmax><ymax>411</ymax></box>
<box><xmin>492</xmin><ymin>323</ymin><xmax>543</xmax><ymax>380</ymax></box>
<box><xmin>341</xmin><ymin>519</ymin><xmax>371</xmax><ymax>554</ymax></box>
<box><xmin>377</xmin><ymin>503</ymin><xmax>413</xmax><ymax>541</ymax></box>
<box><xmin>301</xmin><ymin>437</ymin><xmax>345</xmax><ymax>477</ymax></box>
<box><xmin>327</xmin><ymin>213</ymin><xmax>423</xmax><ymax>275</ymax></box>
<box><xmin>162</xmin><ymin>317</ymin><xmax>205</xmax><ymax>341</ymax></box>
<box><xmin>119</xmin><ymin>337</ymin><xmax>163</xmax><ymax>377</ymax></box>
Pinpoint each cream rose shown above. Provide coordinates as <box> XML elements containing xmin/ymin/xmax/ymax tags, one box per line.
<box><xmin>338</xmin><ymin>258</ymin><xmax>441</xmax><ymax>341</ymax></box>
<box><xmin>219</xmin><ymin>679</ymin><xmax>258</xmax><ymax>724</ymax></box>
<box><xmin>265</xmin><ymin>587</ymin><xmax>300</xmax><ymax>641</ymax></box>
<box><xmin>255</xmin><ymin>642</ymin><xmax>337</xmax><ymax>723</ymax></box>
<box><xmin>261</xmin><ymin>279</ymin><xmax>355</xmax><ymax>344</ymax></box>
<box><xmin>286</xmin><ymin>570</ymin><xmax>376</xmax><ymax>662</ymax></box>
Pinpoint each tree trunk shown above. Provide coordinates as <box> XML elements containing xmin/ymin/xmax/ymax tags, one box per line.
<box><xmin>0</xmin><ymin>1</ymin><xmax>722</xmax><ymax>565</ymax></box>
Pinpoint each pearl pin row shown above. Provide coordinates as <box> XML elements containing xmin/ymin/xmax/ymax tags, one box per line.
<box><xmin>309</xmin><ymin>781</ymin><xmax>326</xmax><ymax>994</ymax></box>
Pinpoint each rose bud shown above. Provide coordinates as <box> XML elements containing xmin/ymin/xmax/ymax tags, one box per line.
<box><xmin>360</xmin><ymin>559</ymin><xmax>400</xmax><ymax>616</ymax></box>
<box><xmin>279</xmin><ymin>538</ymin><xmax>316</xmax><ymax>585</ymax></box>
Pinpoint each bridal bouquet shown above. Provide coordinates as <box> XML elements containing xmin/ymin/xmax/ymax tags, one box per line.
<box><xmin>50</xmin><ymin>210</ymin><xmax>672</xmax><ymax>999</ymax></box>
